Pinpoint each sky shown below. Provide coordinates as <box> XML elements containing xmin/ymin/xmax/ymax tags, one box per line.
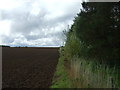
<box><xmin>0</xmin><ymin>0</ymin><xmax>83</xmax><ymax>47</ymax></box>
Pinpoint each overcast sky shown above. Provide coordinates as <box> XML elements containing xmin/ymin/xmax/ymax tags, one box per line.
<box><xmin>0</xmin><ymin>0</ymin><xmax>82</xmax><ymax>47</ymax></box>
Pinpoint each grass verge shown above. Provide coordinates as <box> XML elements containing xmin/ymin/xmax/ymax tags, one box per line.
<box><xmin>50</xmin><ymin>56</ymin><xmax>71</xmax><ymax>88</ymax></box>
<box><xmin>69</xmin><ymin>57</ymin><xmax>120</xmax><ymax>88</ymax></box>
<box><xmin>51</xmin><ymin>55</ymin><xmax>120</xmax><ymax>88</ymax></box>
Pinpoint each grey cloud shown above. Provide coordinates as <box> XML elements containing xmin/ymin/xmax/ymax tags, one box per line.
<box><xmin>25</xmin><ymin>33</ymin><xmax>45</xmax><ymax>41</ymax></box>
<box><xmin>1</xmin><ymin>35</ymin><xmax>14</xmax><ymax>43</ymax></box>
<box><xmin>0</xmin><ymin>1</ymin><xmax>80</xmax><ymax>46</ymax></box>
<box><xmin>25</xmin><ymin>35</ymin><xmax>40</xmax><ymax>41</ymax></box>
<box><xmin>1</xmin><ymin>5</ymin><xmax>76</xmax><ymax>33</ymax></box>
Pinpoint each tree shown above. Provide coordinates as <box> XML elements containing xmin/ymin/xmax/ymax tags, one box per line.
<box><xmin>70</xmin><ymin>2</ymin><xmax>120</xmax><ymax>65</ymax></box>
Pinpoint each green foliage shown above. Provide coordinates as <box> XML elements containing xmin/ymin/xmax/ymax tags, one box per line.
<box><xmin>61</xmin><ymin>2</ymin><xmax>120</xmax><ymax>88</ymax></box>
<box><xmin>64</xmin><ymin>32</ymin><xmax>81</xmax><ymax>59</ymax></box>
<box><xmin>66</xmin><ymin>2</ymin><xmax>120</xmax><ymax>65</ymax></box>
<box><xmin>52</xmin><ymin>2</ymin><xmax>120</xmax><ymax>88</ymax></box>
<box><xmin>51</xmin><ymin>49</ymin><xmax>72</xmax><ymax>88</ymax></box>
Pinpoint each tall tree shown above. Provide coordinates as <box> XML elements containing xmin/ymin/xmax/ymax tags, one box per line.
<box><xmin>71</xmin><ymin>2</ymin><xmax>120</xmax><ymax>65</ymax></box>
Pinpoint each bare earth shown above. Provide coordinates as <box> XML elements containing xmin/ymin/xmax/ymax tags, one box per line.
<box><xmin>2</xmin><ymin>47</ymin><xmax>59</xmax><ymax>88</ymax></box>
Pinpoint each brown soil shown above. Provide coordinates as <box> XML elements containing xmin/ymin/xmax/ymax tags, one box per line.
<box><xmin>2</xmin><ymin>47</ymin><xmax>59</xmax><ymax>88</ymax></box>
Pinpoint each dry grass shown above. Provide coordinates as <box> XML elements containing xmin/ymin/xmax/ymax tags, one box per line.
<box><xmin>67</xmin><ymin>57</ymin><xmax>119</xmax><ymax>88</ymax></box>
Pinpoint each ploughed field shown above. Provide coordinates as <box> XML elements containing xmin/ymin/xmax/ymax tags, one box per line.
<box><xmin>2</xmin><ymin>47</ymin><xmax>59</xmax><ymax>88</ymax></box>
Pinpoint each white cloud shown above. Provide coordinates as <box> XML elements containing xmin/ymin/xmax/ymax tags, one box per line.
<box><xmin>0</xmin><ymin>0</ymin><xmax>82</xmax><ymax>46</ymax></box>
<box><xmin>0</xmin><ymin>20</ymin><xmax>12</xmax><ymax>36</ymax></box>
<box><xmin>0</xmin><ymin>0</ymin><xmax>24</xmax><ymax>10</ymax></box>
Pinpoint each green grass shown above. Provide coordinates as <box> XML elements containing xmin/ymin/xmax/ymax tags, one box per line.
<box><xmin>50</xmin><ymin>56</ymin><xmax>71</xmax><ymax>88</ymax></box>
<box><xmin>51</xmin><ymin>56</ymin><xmax>120</xmax><ymax>88</ymax></box>
<box><xmin>51</xmin><ymin>45</ymin><xmax>120</xmax><ymax>88</ymax></box>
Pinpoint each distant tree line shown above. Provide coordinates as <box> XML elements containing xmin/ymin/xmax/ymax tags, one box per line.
<box><xmin>0</xmin><ymin>45</ymin><xmax>10</xmax><ymax>47</ymax></box>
